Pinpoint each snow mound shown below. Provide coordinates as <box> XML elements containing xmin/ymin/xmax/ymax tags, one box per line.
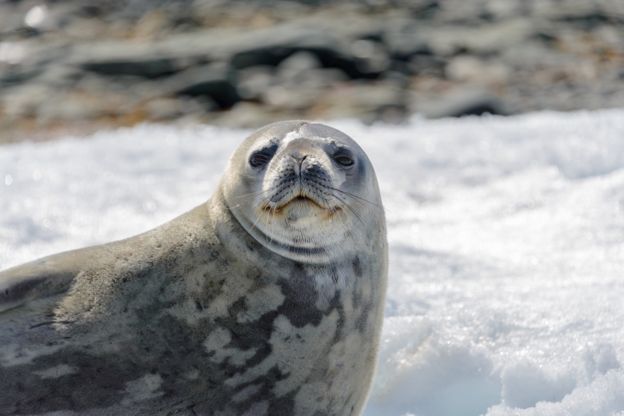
<box><xmin>2</xmin><ymin>109</ymin><xmax>624</xmax><ymax>416</ymax></box>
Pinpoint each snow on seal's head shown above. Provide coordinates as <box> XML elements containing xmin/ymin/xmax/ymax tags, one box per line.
<box><xmin>222</xmin><ymin>120</ymin><xmax>384</xmax><ymax>264</ymax></box>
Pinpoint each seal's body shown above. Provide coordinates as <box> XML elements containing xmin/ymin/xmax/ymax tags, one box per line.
<box><xmin>0</xmin><ymin>121</ymin><xmax>387</xmax><ymax>416</ymax></box>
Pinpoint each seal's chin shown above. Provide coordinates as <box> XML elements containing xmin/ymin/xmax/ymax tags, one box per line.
<box><xmin>259</xmin><ymin>194</ymin><xmax>340</xmax><ymax>228</ymax></box>
<box><xmin>250</xmin><ymin>193</ymin><xmax>345</xmax><ymax>262</ymax></box>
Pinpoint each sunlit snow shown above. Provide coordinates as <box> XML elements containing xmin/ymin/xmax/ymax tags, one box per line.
<box><xmin>1</xmin><ymin>109</ymin><xmax>624</xmax><ymax>415</ymax></box>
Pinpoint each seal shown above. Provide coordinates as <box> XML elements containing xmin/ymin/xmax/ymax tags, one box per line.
<box><xmin>0</xmin><ymin>121</ymin><xmax>387</xmax><ymax>416</ymax></box>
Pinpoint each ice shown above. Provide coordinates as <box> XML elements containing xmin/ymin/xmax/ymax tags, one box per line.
<box><xmin>2</xmin><ymin>109</ymin><xmax>624</xmax><ymax>415</ymax></box>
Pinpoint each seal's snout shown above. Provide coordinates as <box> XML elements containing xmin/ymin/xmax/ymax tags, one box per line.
<box><xmin>266</xmin><ymin>153</ymin><xmax>334</xmax><ymax>211</ymax></box>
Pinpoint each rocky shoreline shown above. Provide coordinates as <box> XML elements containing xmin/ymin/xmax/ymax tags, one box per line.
<box><xmin>1</xmin><ymin>0</ymin><xmax>623</xmax><ymax>142</ymax></box>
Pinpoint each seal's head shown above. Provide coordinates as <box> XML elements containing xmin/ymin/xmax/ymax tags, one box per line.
<box><xmin>222</xmin><ymin>121</ymin><xmax>383</xmax><ymax>263</ymax></box>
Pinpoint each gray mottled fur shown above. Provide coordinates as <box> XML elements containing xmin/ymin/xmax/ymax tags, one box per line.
<box><xmin>0</xmin><ymin>121</ymin><xmax>387</xmax><ymax>416</ymax></box>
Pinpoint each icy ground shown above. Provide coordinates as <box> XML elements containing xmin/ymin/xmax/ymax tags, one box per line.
<box><xmin>2</xmin><ymin>109</ymin><xmax>624</xmax><ymax>415</ymax></box>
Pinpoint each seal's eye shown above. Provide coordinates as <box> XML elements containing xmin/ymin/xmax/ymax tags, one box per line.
<box><xmin>333</xmin><ymin>149</ymin><xmax>354</xmax><ymax>167</ymax></box>
<box><xmin>249</xmin><ymin>145</ymin><xmax>277</xmax><ymax>168</ymax></box>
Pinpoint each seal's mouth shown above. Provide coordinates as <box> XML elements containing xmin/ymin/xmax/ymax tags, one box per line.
<box><xmin>260</xmin><ymin>190</ymin><xmax>341</xmax><ymax>217</ymax></box>
<box><xmin>291</xmin><ymin>195</ymin><xmax>318</xmax><ymax>205</ymax></box>
<box><xmin>263</xmin><ymin>193</ymin><xmax>322</xmax><ymax>212</ymax></box>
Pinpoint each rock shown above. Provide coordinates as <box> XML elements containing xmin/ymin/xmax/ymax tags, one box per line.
<box><xmin>0</xmin><ymin>4</ymin><xmax>26</xmax><ymax>36</ymax></box>
<box><xmin>0</xmin><ymin>41</ymin><xmax>30</xmax><ymax>67</ymax></box>
<box><xmin>80</xmin><ymin>56</ymin><xmax>185</xmax><ymax>79</ymax></box>
<box><xmin>314</xmin><ymin>80</ymin><xmax>408</xmax><ymax>123</ymax></box>
<box><xmin>210</xmin><ymin>102</ymin><xmax>283</xmax><ymax>129</ymax></box>
<box><xmin>0</xmin><ymin>66</ymin><xmax>42</xmax><ymax>87</ymax></box>
<box><xmin>132</xmin><ymin>10</ymin><xmax>171</xmax><ymax>39</ymax></box>
<box><xmin>533</xmin><ymin>0</ymin><xmax>624</xmax><ymax>28</ymax></box>
<box><xmin>277</xmin><ymin>52</ymin><xmax>347</xmax><ymax>86</ymax></box>
<box><xmin>23</xmin><ymin>2</ymin><xmax>87</xmax><ymax>34</ymax></box>
<box><xmin>228</xmin><ymin>20</ymin><xmax>387</xmax><ymax>79</ymax></box>
<box><xmin>277</xmin><ymin>51</ymin><xmax>322</xmax><ymax>80</ymax></box>
<box><xmin>66</xmin><ymin>16</ymin><xmax>387</xmax><ymax>87</ymax></box>
<box><xmin>167</xmin><ymin>64</ymin><xmax>239</xmax><ymax>109</ymax></box>
<box><xmin>498</xmin><ymin>40</ymin><xmax>572</xmax><ymax>72</ymax></box>
<box><xmin>223</xmin><ymin>23</ymin><xmax>348</xmax><ymax>70</ymax></box>
<box><xmin>383</xmin><ymin>21</ymin><xmax>433</xmax><ymax>61</ymax></box>
<box><xmin>349</xmin><ymin>39</ymin><xmax>390</xmax><ymax>75</ymax></box>
<box><xmin>1</xmin><ymin>0</ymin><xmax>622</xmax><ymax>141</ymax></box>
<box><xmin>482</xmin><ymin>0</ymin><xmax>531</xmax><ymax>20</ymax></box>
<box><xmin>144</xmin><ymin>97</ymin><xmax>205</xmax><ymax>120</ymax></box>
<box><xmin>406</xmin><ymin>54</ymin><xmax>446</xmax><ymax>76</ymax></box>
<box><xmin>425</xmin><ymin>18</ymin><xmax>536</xmax><ymax>56</ymax></box>
<box><xmin>416</xmin><ymin>87</ymin><xmax>507</xmax><ymax>118</ymax></box>
<box><xmin>36</xmin><ymin>91</ymin><xmax>116</xmax><ymax>122</ymax></box>
<box><xmin>0</xmin><ymin>83</ymin><xmax>52</xmax><ymax>120</ymax></box>
<box><xmin>33</xmin><ymin>65</ymin><xmax>82</xmax><ymax>88</ymax></box>
<box><xmin>445</xmin><ymin>55</ymin><xmax>510</xmax><ymax>84</ymax></box>
<box><xmin>62</xmin><ymin>17</ymin><xmax>112</xmax><ymax>40</ymax></box>
<box><xmin>263</xmin><ymin>84</ymin><xmax>323</xmax><ymax>110</ymax></box>
<box><xmin>237</xmin><ymin>66</ymin><xmax>275</xmax><ymax>101</ymax></box>
<box><xmin>250</xmin><ymin>52</ymin><xmax>349</xmax><ymax>111</ymax></box>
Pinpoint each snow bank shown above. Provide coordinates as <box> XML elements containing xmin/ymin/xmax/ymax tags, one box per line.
<box><xmin>1</xmin><ymin>109</ymin><xmax>624</xmax><ymax>415</ymax></box>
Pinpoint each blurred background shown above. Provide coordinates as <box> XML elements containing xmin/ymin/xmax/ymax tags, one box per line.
<box><xmin>1</xmin><ymin>0</ymin><xmax>623</xmax><ymax>143</ymax></box>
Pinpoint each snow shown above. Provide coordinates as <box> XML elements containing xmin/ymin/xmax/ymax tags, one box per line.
<box><xmin>2</xmin><ymin>109</ymin><xmax>624</xmax><ymax>415</ymax></box>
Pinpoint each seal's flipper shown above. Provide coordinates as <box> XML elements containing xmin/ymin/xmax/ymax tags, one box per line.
<box><xmin>0</xmin><ymin>246</ymin><xmax>100</xmax><ymax>313</ymax></box>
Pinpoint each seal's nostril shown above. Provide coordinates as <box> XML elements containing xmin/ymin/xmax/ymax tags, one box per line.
<box><xmin>292</xmin><ymin>154</ymin><xmax>308</xmax><ymax>175</ymax></box>
<box><xmin>299</xmin><ymin>155</ymin><xmax>308</xmax><ymax>169</ymax></box>
<box><xmin>291</xmin><ymin>154</ymin><xmax>308</xmax><ymax>163</ymax></box>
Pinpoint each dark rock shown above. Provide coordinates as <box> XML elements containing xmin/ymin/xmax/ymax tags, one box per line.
<box><xmin>308</xmin><ymin>46</ymin><xmax>384</xmax><ymax>79</ymax></box>
<box><xmin>80</xmin><ymin>57</ymin><xmax>184</xmax><ymax>79</ymax></box>
<box><xmin>230</xmin><ymin>45</ymin><xmax>292</xmax><ymax>69</ymax></box>
<box><xmin>276</xmin><ymin>51</ymin><xmax>347</xmax><ymax>86</ymax></box>
<box><xmin>231</xmin><ymin>43</ymin><xmax>381</xmax><ymax>79</ymax></box>
<box><xmin>482</xmin><ymin>0</ymin><xmax>531</xmax><ymax>20</ymax></box>
<box><xmin>169</xmin><ymin>64</ymin><xmax>240</xmax><ymax>109</ymax></box>
<box><xmin>417</xmin><ymin>88</ymin><xmax>507</xmax><ymax>118</ymax></box>
<box><xmin>534</xmin><ymin>1</ymin><xmax>624</xmax><ymax>27</ymax></box>
<box><xmin>224</xmin><ymin>24</ymin><xmax>346</xmax><ymax>70</ymax></box>
<box><xmin>406</xmin><ymin>0</ymin><xmax>440</xmax><ymax>18</ymax></box>
<box><xmin>0</xmin><ymin>67</ymin><xmax>42</xmax><ymax>87</ymax></box>
<box><xmin>406</xmin><ymin>54</ymin><xmax>447</xmax><ymax>76</ymax></box>
<box><xmin>450</xmin><ymin>100</ymin><xmax>504</xmax><ymax>117</ymax></box>
<box><xmin>228</xmin><ymin>23</ymin><xmax>387</xmax><ymax>79</ymax></box>
<box><xmin>66</xmin><ymin>18</ymin><xmax>387</xmax><ymax>89</ymax></box>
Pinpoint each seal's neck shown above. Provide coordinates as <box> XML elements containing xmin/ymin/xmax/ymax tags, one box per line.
<box><xmin>213</xmin><ymin>189</ymin><xmax>347</xmax><ymax>266</ymax></box>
